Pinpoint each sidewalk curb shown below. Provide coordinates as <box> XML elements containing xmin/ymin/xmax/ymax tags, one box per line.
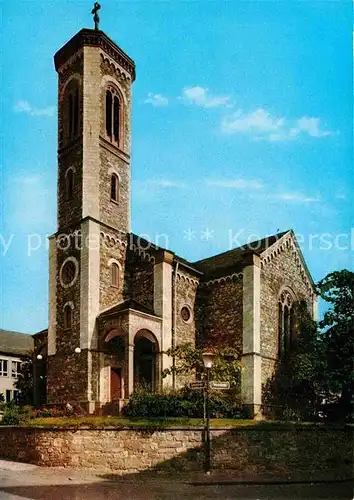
<box><xmin>189</xmin><ymin>477</ymin><xmax>354</xmax><ymax>487</ymax></box>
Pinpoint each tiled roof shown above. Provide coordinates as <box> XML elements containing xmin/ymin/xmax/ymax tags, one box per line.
<box><xmin>193</xmin><ymin>231</ymin><xmax>290</xmax><ymax>278</ymax></box>
<box><xmin>0</xmin><ymin>329</ymin><xmax>33</xmax><ymax>356</ymax></box>
<box><xmin>98</xmin><ymin>299</ymin><xmax>158</xmax><ymax>318</ymax></box>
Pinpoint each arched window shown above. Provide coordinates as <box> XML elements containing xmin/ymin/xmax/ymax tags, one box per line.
<box><xmin>66</xmin><ymin>80</ymin><xmax>79</xmax><ymax>142</ymax></box>
<box><xmin>113</xmin><ymin>96</ymin><xmax>120</xmax><ymax>141</ymax></box>
<box><xmin>110</xmin><ymin>173</ymin><xmax>119</xmax><ymax>202</ymax></box>
<box><xmin>105</xmin><ymin>86</ymin><xmax>122</xmax><ymax>145</ymax></box>
<box><xmin>278</xmin><ymin>302</ymin><xmax>283</xmax><ymax>356</ymax></box>
<box><xmin>278</xmin><ymin>289</ymin><xmax>297</xmax><ymax>357</ymax></box>
<box><xmin>111</xmin><ymin>262</ymin><xmax>120</xmax><ymax>288</ymax></box>
<box><xmin>64</xmin><ymin>304</ymin><xmax>73</xmax><ymax>330</ymax></box>
<box><xmin>65</xmin><ymin>169</ymin><xmax>74</xmax><ymax>200</ymax></box>
<box><xmin>106</xmin><ymin>90</ymin><xmax>112</xmax><ymax>137</ymax></box>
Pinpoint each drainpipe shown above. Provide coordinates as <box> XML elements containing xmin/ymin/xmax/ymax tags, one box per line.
<box><xmin>172</xmin><ymin>261</ymin><xmax>179</xmax><ymax>390</ymax></box>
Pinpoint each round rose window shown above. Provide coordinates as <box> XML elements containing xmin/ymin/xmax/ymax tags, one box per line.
<box><xmin>181</xmin><ymin>306</ymin><xmax>191</xmax><ymax>322</ymax></box>
<box><xmin>60</xmin><ymin>260</ymin><xmax>77</xmax><ymax>287</ymax></box>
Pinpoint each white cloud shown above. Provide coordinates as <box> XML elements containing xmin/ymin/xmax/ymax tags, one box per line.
<box><xmin>206</xmin><ymin>178</ymin><xmax>264</xmax><ymax>189</ymax></box>
<box><xmin>221</xmin><ymin>108</ymin><xmax>335</xmax><ymax>141</ymax></box>
<box><xmin>147</xmin><ymin>179</ymin><xmax>187</xmax><ymax>188</ymax></box>
<box><xmin>221</xmin><ymin>108</ymin><xmax>284</xmax><ymax>135</ymax></box>
<box><xmin>14</xmin><ymin>100</ymin><xmax>56</xmax><ymax>117</ymax></box>
<box><xmin>272</xmin><ymin>192</ymin><xmax>321</xmax><ymax>203</ymax></box>
<box><xmin>144</xmin><ymin>93</ymin><xmax>169</xmax><ymax>107</ymax></box>
<box><xmin>290</xmin><ymin>117</ymin><xmax>334</xmax><ymax>138</ymax></box>
<box><xmin>181</xmin><ymin>86</ymin><xmax>231</xmax><ymax>108</ymax></box>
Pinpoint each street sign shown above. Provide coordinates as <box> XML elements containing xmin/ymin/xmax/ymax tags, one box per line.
<box><xmin>190</xmin><ymin>381</ymin><xmax>206</xmax><ymax>390</ymax></box>
<box><xmin>209</xmin><ymin>381</ymin><xmax>230</xmax><ymax>390</ymax></box>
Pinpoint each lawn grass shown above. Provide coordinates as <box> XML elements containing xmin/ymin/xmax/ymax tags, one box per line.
<box><xmin>24</xmin><ymin>416</ymin><xmax>255</xmax><ymax>429</ymax></box>
<box><xmin>19</xmin><ymin>416</ymin><xmax>352</xmax><ymax>429</ymax></box>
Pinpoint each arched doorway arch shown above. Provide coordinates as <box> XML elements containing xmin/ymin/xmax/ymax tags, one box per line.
<box><xmin>134</xmin><ymin>329</ymin><xmax>158</xmax><ymax>392</ymax></box>
<box><xmin>104</xmin><ymin>329</ymin><xmax>126</xmax><ymax>401</ymax></box>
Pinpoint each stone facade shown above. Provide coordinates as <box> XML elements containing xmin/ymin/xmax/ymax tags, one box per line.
<box><xmin>43</xmin><ymin>27</ymin><xmax>317</xmax><ymax>415</ymax></box>
<box><xmin>259</xmin><ymin>232</ymin><xmax>317</xmax><ymax>390</ymax></box>
<box><xmin>197</xmin><ymin>277</ymin><xmax>243</xmax><ymax>351</ymax></box>
<box><xmin>0</xmin><ymin>426</ymin><xmax>352</xmax><ymax>477</ymax></box>
<box><xmin>175</xmin><ymin>270</ymin><xmax>199</xmax><ymax>347</ymax></box>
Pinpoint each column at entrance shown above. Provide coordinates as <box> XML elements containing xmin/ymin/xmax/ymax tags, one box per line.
<box><xmin>125</xmin><ymin>343</ymin><xmax>134</xmax><ymax>398</ymax></box>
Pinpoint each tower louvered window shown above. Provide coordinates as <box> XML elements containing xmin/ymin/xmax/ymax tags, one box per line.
<box><xmin>105</xmin><ymin>87</ymin><xmax>122</xmax><ymax>145</ymax></box>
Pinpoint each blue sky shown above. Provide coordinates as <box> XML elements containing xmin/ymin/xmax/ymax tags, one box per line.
<box><xmin>0</xmin><ymin>1</ymin><xmax>352</xmax><ymax>333</ymax></box>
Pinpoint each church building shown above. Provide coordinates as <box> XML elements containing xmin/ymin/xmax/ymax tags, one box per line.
<box><xmin>32</xmin><ymin>19</ymin><xmax>317</xmax><ymax>417</ymax></box>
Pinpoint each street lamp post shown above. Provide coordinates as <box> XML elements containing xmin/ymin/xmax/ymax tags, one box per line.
<box><xmin>33</xmin><ymin>353</ymin><xmax>44</xmax><ymax>408</ymax></box>
<box><xmin>202</xmin><ymin>351</ymin><xmax>215</xmax><ymax>475</ymax></box>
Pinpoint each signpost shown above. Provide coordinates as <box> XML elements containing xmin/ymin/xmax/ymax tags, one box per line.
<box><xmin>209</xmin><ymin>381</ymin><xmax>230</xmax><ymax>390</ymax></box>
<box><xmin>190</xmin><ymin>381</ymin><xmax>206</xmax><ymax>390</ymax></box>
<box><xmin>190</xmin><ymin>381</ymin><xmax>230</xmax><ymax>390</ymax></box>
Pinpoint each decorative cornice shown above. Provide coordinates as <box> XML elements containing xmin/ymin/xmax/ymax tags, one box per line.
<box><xmin>57</xmin><ymin>51</ymin><xmax>83</xmax><ymax>80</ymax></box>
<box><xmin>201</xmin><ymin>272</ymin><xmax>243</xmax><ymax>287</ymax></box>
<box><xmin>100</xmin><ymin>231</ymin><xmax>127</xmax><ymax>249</ymax></box>
<box><xmin>260</xmin><ymin>232</ymin><xmax>315</xmax><ymax>294</ymax></box>
<box><xmin>130</xmin><ymin>244</ymin><xmax>156</xmax><ymax>264</ymax></box>
<box><xmin>54</xmin><ymin>29</ymin><xmax>136</xmax><ymax>81</ymax></box>
<box><xmin>176</xmin><ymin>272</ymin><xmax>199</xmax><ymax>288</ymax></box>
<box><xmin>100</xmin><ymin>54</ymin><xmax>131</xmax><ymax>83</ymax></box>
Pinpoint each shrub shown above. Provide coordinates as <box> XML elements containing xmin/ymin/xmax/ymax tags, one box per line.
<box><xmin>123</xmin><ymin>387</ymin><xmax>250</xmax><ymax>419</ymax></box>
<box><xmin>33</xmin><ymin>404</ymin><xmax>87</xmax><ymax>418</ymax></box>
<box><xmin>0</xmin><ymin>402</ymin><xmax>87</xmax><ymax>425</ymax></box>
<box><xmin>0</xmin><ymin>402</ymin><xmax>37</xmax><ymax>425</ymax></box>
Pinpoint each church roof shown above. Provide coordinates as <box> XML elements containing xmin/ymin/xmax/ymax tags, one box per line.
<box><xmin>129</xmin><ymin>230</ymin><xmax>295</xmax><ymax>280</ymax></box>
<box><xmin>193</xmin><ymin>231</ymin><xmax>290</xmax><ymax>279</ymax></box>
<box><xmin>98</xmin><ymin>299</ymin><xmax>158</xmax><ymax>318</ymax></box>
<box><xmin>0</xmin><ymin>329</ymin><xmax>33</xmax><ymax>356</ymax></box>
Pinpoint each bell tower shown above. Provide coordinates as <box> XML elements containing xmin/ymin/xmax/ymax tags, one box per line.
<box><xmin>54</xmin><ymin>27</ymin><xmax>135</xmax><ymax>233</ymax></box>
<box><xmin>47</xmin><ymin>13</ymin><xmax>136</xmax><ymax>409</ymax></box>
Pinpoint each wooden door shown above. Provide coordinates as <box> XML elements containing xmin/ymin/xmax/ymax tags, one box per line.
<box><xmin>110</xmin><ymin>368</ymin><xmax>122</xmax><ymax>401</ymax></box>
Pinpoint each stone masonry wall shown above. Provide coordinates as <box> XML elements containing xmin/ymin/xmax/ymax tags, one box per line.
<box><xmin>197</xmin><ymin>276</ymin><xmax>243</xmax><ymax>352</ymax></box>
<box><xmin>99</xmin><ymin>230</ymin><xmax>128</xmax><ymax>311</ymax></box>
<box><xmin>99</xmin><ymin>148</ymin><xmax>130</xmax><ymax>233</ymax></box>
<box><xmin>47</xmin><ymin>350</ymin><xmax>89</xmax><ymax>404</ymax></box>
<box><xmin>175</xmin><ymin>271</ymin><xmax>199</xmax><ymax>347</ymax></box>
<box><xmin>57</xmin><ymin>146</ymin><xmax>83</xmax><ymax>230</ymax></box>
<box><xmin>260</xmin><ymin>244</ymin><xmax>315</xmax><ymax>387</ymax></box>
<box><xmin>98</xmin><ymin>54</ymin><xmax>132</xmax><ymax>232</ymax></box>
<box><xmin>127</xmin><ymin>252</ymin><xmax>155</xmax><ymax>311</ymax></box>
<box><xmin>0</xmin><ymin>426</ymin><xmax>352</xmax><ymax>477</ymax></box>
<box><xmin>57</xmin><ymin>52</ymin><xmax>84</xmax><ymax>230</ymax></box>
<box><xmin>48</xmin><ymin>231</ymin><xmax>85</xmax><ymax>403</ymax></box>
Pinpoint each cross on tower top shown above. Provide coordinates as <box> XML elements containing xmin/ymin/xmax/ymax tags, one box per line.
<box><xmin>91</xmin><ymin>2</ymin><xmax>101</xmax><ymax>31</ymax></box>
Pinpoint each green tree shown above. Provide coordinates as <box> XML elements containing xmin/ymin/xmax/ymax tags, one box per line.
<box><xmin>317</xmin><ymin>269</ymin><xmax>354</xmax><ymax>420</ymax></box>
<box><xmin>15</xmin><ymin>356</ymin><xmax>34</xmax><ymax>405</ymax></box>
<box><xmin>162</xmin><ymin>343</ymin><xmax>241</xmax><ymax>388</ymax></box>
<box><xmin>262</xmin><ymin>302</ymin><xmax>323</xmax><ymax>421</ymax></box>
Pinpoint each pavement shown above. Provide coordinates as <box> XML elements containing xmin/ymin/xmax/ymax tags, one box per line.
<box><xmin>0</xmin><ymin>460</ymin><xmax>353</xmax><ymax>500</ymax></box>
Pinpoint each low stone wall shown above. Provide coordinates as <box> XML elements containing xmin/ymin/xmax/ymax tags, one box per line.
<box><xmin>0</xmin><ymin>425</ymin><xmax>352</xmax><ymax>476</ymax></box>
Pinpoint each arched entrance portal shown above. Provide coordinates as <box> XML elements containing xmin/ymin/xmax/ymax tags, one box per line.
<box><xmin>104</xmin><ymin>329</ymin><xmax>125</xmax><ymax>402</ymax></box>
<box><xmin>134</xmin><ymin>330</ymin><xmax>158</xmax><ymax>392</ymax></box>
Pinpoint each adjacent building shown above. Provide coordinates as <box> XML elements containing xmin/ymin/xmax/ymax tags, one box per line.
<box><xmin>0</xmin><ymin>330</ymin><xmax>33</xmax><ymax>402</ymax></box>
